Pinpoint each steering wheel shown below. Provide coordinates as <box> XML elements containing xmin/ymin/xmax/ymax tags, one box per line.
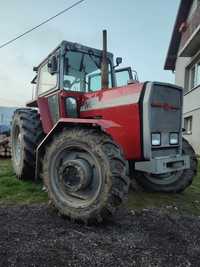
<box><xmin>63</xmin><ymin>78</ymin><xmax>81</xmax><ymax>89</ymax></box>
<box><xmin>70</xmin><ymin>78</ymin><xmax>81</xmax><ymax>88</ymax></box>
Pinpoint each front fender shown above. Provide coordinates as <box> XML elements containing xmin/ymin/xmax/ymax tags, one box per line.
<box><xmin>35</xmin><ymin>118</ymin><xmax>120</xmax><ymax>179</ymax></box>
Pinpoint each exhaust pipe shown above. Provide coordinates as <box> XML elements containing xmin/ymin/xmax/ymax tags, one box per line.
<box><xmin>101</xmin><ymin>30</ymin><xmax>109</xmax><ymax>89</ymax></box>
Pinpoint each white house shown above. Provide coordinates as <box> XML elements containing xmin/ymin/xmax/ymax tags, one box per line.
<box><xmin>164</xmin><ymin>0</ymin><xmax>200</xmax><ymax>154</ymax></box>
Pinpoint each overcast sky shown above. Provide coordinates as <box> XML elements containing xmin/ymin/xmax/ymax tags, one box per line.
<box><xmin>0</xmin><ymin>0</ymin><xmax>180</xmax><ymax>106</ymax></box>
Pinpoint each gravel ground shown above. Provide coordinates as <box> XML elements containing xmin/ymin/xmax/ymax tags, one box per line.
<box><xmin>0</xmin><ymin>204</ymin><xmax>200</xmax><ymax>267</ymax></box>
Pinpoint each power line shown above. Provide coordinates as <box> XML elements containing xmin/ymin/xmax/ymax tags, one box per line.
<box><xmin>0</xmin><ymin>0</ymin><xmax>85</xmax><ymax>49</ymax></box>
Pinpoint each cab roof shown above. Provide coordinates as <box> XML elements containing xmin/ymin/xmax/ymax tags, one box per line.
<box><xmin>35</xmin><ymin>40</ymin><xmax>114</xmax><ymax>69</ymax></box>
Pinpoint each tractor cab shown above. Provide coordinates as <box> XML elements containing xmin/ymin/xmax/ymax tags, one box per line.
<box><xmin>29</xmin><ymin>38</ymin><xmax>138</xmax><ymax>131</ymax></box>
<box><xmin>31</xmin><ymin>41</ymin><xmax>137</xmax><ymax>95</ymax></box>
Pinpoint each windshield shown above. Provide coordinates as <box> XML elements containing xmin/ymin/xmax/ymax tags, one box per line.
<box><xmin>63</xmin><ymin>51</ymin><xmax>112</xmax><ymax>92</ymax></box>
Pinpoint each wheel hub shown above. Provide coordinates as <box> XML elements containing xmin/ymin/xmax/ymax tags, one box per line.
<box><xmin>59</xmin><ymin>159</ymin><xmax>92</xmax><ymax>192</ymax></box>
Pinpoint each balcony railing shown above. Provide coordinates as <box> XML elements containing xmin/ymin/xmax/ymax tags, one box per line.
<box><xmin>180</xmin><ymin>3</ymin><xmax>200</xmax><ymax>53</ymax></box>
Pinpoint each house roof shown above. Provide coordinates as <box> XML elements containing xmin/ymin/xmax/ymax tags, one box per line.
<box><xmin>164</xmin><ymin>0</ymin><xmax>193</xmax><ymax>71</ymax></box>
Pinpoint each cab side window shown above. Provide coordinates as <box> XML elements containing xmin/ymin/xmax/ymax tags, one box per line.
<box><xmin>115</xmin><ymin>67</ymin><xmax>133</xmax><ymax>87</ymax></box>
<box><xmin>87</xmin><ymin>70</ymin><xmax>112</xmax><ymax>92</ymax></box>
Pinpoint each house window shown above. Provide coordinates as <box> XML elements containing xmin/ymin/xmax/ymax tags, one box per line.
<box><xmin>186</xmin><ymin>59</ymin><xmax>200</xmax><ymax>91</ymax></box>
<box><xmin>196</xmin><ymin>61</ymin><xmax>200</xmax><ymax>85</ymax></box>
<box><xmin>184</xmin><ymin>116</ymin><xmax>193</xmax><ymax>134</ymax></box>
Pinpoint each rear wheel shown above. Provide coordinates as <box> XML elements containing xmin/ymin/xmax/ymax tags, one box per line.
<box><xmin>134</xmin><ymin>139</ymin><xmax>198</xmax><ymax>193</ymax></box>
<box><xmin>11</xmin><ymin>108</ymin><xmax>44</xmax><ymax>180</ymax></box>
<box><xmin>42</xmin><ymin>128</ymin><xmax>129</xmax><ymax>223</ymax></box>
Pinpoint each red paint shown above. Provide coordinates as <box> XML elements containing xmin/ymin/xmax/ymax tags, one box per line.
<box><xmin>57</xmin><ymin>118</ymin><xmax>120</xmax><ymax>128</ymax></box>
<box><xmin>81</xmin><ymin>105</ymin><xmax>141</xmax><ymax>159</ymax></box>
<box><xmin>34</xmin><ymin>83</ymin><xmax>144</xmax><ymax>160</ymax></box>
<box><xmin>37</xmin><ymin>97</ymin><xmax>53</xmax><ymax>133</ymax></box>
<box><xmin>80</xmin><ymin>84</ymin><xmax>143</xmax><ymax>159</ymax></box>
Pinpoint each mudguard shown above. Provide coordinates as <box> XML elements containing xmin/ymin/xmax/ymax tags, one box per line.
<box><xmin>35</xmin><ymin>118</ymin><xmax>120</xmax><ymax>179</ymax></box>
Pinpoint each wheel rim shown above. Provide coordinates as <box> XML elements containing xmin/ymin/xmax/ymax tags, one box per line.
<box><xmin>144</xmin><ymin>170</ymin><xmax>183</xmax><ymax>185</ymax></box>
<box><xmin>13</xmin><ymin>125</ymin><xmax>22</xmax><ymax>166</ymax></box>
<box><xmin>50</xmin><ymin>144</ymin><xmax>104</xmax><ymax>209</ymax></box>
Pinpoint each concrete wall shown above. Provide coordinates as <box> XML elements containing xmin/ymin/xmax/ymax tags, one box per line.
<box><xmin>174</xmin><ymin>17</ymin><xmax>200</xmax><ymax>155</ymax></box>
<box><xmin>183</xmin><ymin>108</ymin><xmax>200</xmax><ymax>154</ymax></box>
<box><xmin>183</xmin><ymin>87</ymin><xmax>200</xmax><ymax>155</ymax></box>
<box><xmin>174</xmin><ymin>51</ymin><xmax>200</xmax><ymax>155</ymax></box>
<box><xmin>174</xmin><ymin>54</ymin><xmax>200</xmax><ymax>155</ymax></box>
<box><xmin>183</xmin><ymin>85</ymin><xmax>200</xmax><ymax>113</ymax></box>
<box><xmin>170</xmin><ymin>0</ymin><xmax>200</xmax><ymax>154</ymax></box>
<box><xmin>175</xmin><ymin>57</ymin><xmax>191</xmax><ymax>89</ymax></box>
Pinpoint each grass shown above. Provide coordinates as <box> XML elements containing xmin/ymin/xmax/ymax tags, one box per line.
<box><xmin>0</xmin><ymin>159</ymin><xmax>48</xmax><ymax>205</ymax></box>
<box><xmin>128</xmin><ymin>162</ymin><xmax>200</xmax><ymax>215</ymax></box>
<box><xmin>0</xmin><ymin>159</ymin><xmax>200</xmax><ymax>216</ymax></box>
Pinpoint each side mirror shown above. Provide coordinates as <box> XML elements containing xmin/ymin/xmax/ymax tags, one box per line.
<box><xmin>33</xmin><ymin>66</ymin><xmax>38</xmax><ymax>72</ymax></box>
<box><xmin>116</xmin><ymin>57</ymin><xmax>122</xmax><ymax>67</ymax></box>
<box><xmin>48</xmin><ymin>55</ymin><xmax>58</xmax><ymax>75</ymax></box>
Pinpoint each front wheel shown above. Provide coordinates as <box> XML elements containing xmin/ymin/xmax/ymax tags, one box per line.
<box><xmin>42</xmin><ymin>128</ymin><xmax>129</xmax><ymax>223</ymax></box>
<box><xmin>134</xmin><ymin>139</ymin><xmax>198</xmax><ymax>193</ymax></box>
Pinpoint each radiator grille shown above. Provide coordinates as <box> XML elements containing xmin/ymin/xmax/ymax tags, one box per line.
<box><xmin>150</xmin><ymin>85</ymin><xmax>182</xmax><ymax>134</ymax></box>
<box><xmin>149</xmin><ymin>84</ymin><xmax>183</xmax><ymax>157</ymax></box>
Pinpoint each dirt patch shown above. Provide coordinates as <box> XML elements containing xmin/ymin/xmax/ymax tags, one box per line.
<box><xmin>0</xmin><ymin>205</ymin><xmax>200</xmax><ymax>267</ymax></box>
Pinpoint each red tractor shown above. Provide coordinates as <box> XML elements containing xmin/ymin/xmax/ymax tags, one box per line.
<box><xmin>11</xmin><ymin>31</ymin><xmax>197</xmax><ymax>223</ymax></box>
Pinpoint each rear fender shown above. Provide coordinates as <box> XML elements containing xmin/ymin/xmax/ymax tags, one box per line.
<box><xmin>35</xmin><ymin>118</ymin><xmax>120</xmax><ymax>179</ymax></box>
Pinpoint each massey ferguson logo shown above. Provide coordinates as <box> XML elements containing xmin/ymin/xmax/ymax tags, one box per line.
<box><xmin>151</xmin><ymin>102</ymin><xmax>180</xmax><ymax>111</ymax></box>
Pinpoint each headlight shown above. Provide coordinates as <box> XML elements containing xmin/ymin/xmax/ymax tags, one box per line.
<box><xmin>151</xmin><ymin>133</ymin><xmax>161</xmax><ymax>146</ymax></box>
<box><xmin>169</xmin><ymin>133</ymin><xmax>179</xmax><ymax>145</ymax></box>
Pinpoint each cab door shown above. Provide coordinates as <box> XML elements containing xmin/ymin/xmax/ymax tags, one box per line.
<box><xmin>37</xmin><ymin>58</ymin><xmax>60</xmax><ymax>132</ymax></box>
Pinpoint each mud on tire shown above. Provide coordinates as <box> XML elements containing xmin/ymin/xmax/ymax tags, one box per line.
<box><xmin>42</xmin><ymin>128</ymin><xmax>130</xmax><ymax>223</ymax></box>
<box><xmin>11</xmin><ymin>108</ymin><xmax>44</xmax><ymax>180</ymax></box>
<box><xmin>134</xmin><ymin>138</ymin><xmax>198</xmax><ymax>193</ymax></box>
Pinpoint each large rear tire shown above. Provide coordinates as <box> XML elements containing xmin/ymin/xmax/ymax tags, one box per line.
<box><xmin>134</xmin><ymin>139</ymin><xmax>198</xmax><ymax>193</ymax></box>
<box><xmin>11</xmin><ymin>108</ymin><xmax>44</xmax><ymax>180</ymax></box>
<box><xmin>42</xmin><ymin>128</ymin><xmax>129</xmax><ymax>223</ymax></box>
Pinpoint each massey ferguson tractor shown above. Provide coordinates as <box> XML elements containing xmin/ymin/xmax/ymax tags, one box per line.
<box><xmin>11</xmin><ymin>31</ymin><xmax>197</xmax><ymax>223</ymax></box>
